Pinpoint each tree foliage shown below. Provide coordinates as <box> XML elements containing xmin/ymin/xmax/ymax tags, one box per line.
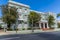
<box><xmin>57</xmin><ymin>23</ymin><xmax>60</xmax><ymax>28</ymax></box>
<box><xmin>48</xmin><ymin>15</ymin><xmax>55</xmax><ymax>28</ymax></box>
<box><xmin>28</xmin><ymin>11</ymin><xmax>41</xmax><ymax>27</ymax></box>
<box><xmin>57</xmin><ymin>13</ymin><xmax>60</xmax><ymax>17</ymax></box>
<box><xmin>2</xmin><ymin>5</ymin><xmax>17</xmax><ymax>29</ymax></box>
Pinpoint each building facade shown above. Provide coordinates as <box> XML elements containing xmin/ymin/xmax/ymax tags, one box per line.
<box><xmin>8</xmin><ymin>0</ymin><xmax>30</xmax><ymax>30</ymax></box>
<box><xmin>8</xmin><ymin>0</ymin><xmax>58</xmax><ymax>30</ymax></box>
<box><xmin>30</xmin><ymin>10</ymin><xmax>57</xmax><ymax>29</ymax></box>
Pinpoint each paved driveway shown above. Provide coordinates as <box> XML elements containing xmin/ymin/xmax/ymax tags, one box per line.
<box><xmin>0</xmin><ymin>31</ymin><xmax>60</xmax><ymax>40</ymax></box>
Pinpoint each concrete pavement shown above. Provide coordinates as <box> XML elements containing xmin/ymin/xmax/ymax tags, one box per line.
<box><xmin>0</xmin><ymin>31</ymin><xmax>60</xmax><ymax>40</ymax></box>
<box><xmin>0</xmin><ymin>28</ymin><xmax>60</xmax><ymax>36</ymax></box>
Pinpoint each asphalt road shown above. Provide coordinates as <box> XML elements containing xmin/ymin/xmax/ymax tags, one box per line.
<box><xmin>0</xmin><ymin>31</ymin><xmax>60</xmax><ymax>40</ymax></box>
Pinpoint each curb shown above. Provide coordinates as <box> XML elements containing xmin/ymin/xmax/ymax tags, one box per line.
<box><xmin>0</xmin><ymin>29</ymin><xmax>60</xmax><ymax>36</ymax></box>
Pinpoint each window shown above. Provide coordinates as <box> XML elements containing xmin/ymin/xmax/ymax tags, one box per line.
<box><xmin>18</xmin><ymin>20</ymin><xmax>23</xmax><ymax>24</ymax></box>
<box><xmin>19</xmin><ymin>7</ymin><xmax>22</xmax><ymax>9</ymax></box>
<box><xmin>25</xmin><ymin>15</ymin><xmax>27</xmax><ymax>16</ymax></box>
<box><xmin>25</xmin><ymin>9</ymin><xmax>27</xmax><ymax>10</ymax></box>
<box><xmin>24</xmin><ymin>22</ymin><xmax>27</xmax><ymax>24</ymax></box>
<box><xmin>17</xmin><ymin>9</ymin><xmax>22</xmax><ymax>13</ymax></box>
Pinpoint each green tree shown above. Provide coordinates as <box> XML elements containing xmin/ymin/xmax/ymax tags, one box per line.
<box><xmin>2</xmin><ymin>5</ymin><xmax>17</xmax><ymax>29</ymax></box>
<box><xmin>57</xmin><ymin>13</ymin><xmax>60</xmax><ymax>28</ymax></box>
<box><xmin>57</xmin><ymin>13</ymin><xmax>60</xmax><ymax>17</ymax></box>
<box><xmin>48</xmin><ymin>15</ymin><xmax>55</xmax><ymax>28</ymax></box>
<box><xmin>28</xmin><ymin>11</ymin><xmax>41</xmax><ymax>32</ymax></box>
<box><xmin>57</xmin><ymin>23</ymin><xmax>60</xmax><ymax>28</ymax></box>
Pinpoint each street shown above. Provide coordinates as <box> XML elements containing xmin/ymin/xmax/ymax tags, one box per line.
<box><xmin>0</xmin><ymin>31</ymin><xmax>60</xmax><ymax>40</ymax></box>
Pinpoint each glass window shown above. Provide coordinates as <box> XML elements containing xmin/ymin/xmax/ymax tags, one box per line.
<box><xmin>25</xmin><ymin>15</ymin><xmax>27</xmax><ymax>16</ymax></box>
<box><xmin>18</xmin><ymin>20</ymin><xmax>23</xmax><ymax>24</ymax></box>
<box><xmin>20</xmin><ymin>7</ymin><xmax>22</xmax><ymax>9</ymax></box>
<box><xmin>25</xmin><ymin>9</ymin><xmax>27</xmax><ymax>10</ymax></box>
<box><xmin>24</xmin><ymin>22</ymin><xmax>27</xmax><ymax>24</ymax></box>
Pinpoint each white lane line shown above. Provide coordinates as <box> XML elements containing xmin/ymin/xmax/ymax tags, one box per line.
<box><xmin>0</xmin><ymin>37</ymin><xmax>20</xmax><ymax>40</ymax></box>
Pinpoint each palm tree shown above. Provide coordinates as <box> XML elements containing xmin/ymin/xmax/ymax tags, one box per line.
<box><xmin>28</xmin><ymin>11</ymin><xmax>41</xmax><ymax>32</ymax></box>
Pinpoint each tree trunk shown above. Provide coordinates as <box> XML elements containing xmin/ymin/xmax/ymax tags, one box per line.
<box><xmin>7</xmin><ymin>23</ymin><xmax>11</xmax><ymax>29</ymax></box>
<box><xmin>32</xmin><ymin>19</ymin><xmax>34</xmax><ymax>32</ymax></box>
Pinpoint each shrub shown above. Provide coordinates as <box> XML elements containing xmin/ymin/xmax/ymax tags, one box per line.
<box><xmin>58</xmin><ymin>23</ymin><xmax>60</xmax><ymax>28</ymax></box>
<box><xmin>50</xmin><ymin>27</ymin><xmax>54</xmax><ymax>29</ymax></box>
<box><xmin>0</xmin><ymin>24</ymin><xmax>2</xmax><ymax>29</ymax></box>
<box><xmin>7</xmin><ymin>28</ymin><xmax>18</xmax><ymax>31</ymax></box>
<box><xmin>22</xmin><ymin>28</ymin><xmax>25</xmax><ymax>30</ymax></box>
<box><xmin>14</xmin><ymin>29</ymin><xmax>18</xmax><ymax>31</ymax></box>
<box><xmin>7</xmin><ymin>29</ymin><xmax>13</xmax><ymax>31</ymax></box>
<box><xmin>27</xmin><ymin>28</ymin><xmax>32</xmax><ymax>30</ymax></box>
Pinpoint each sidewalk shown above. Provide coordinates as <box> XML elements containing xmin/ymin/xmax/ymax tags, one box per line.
<box><xmin>0</xmin><ymin>28</ymin><xmax>60</xmax><ymax>36</ymax></box>
<box><xmin>0</xmin><ymin>31</ymin><xmax>8</xmax><ymax>35</ymax></box>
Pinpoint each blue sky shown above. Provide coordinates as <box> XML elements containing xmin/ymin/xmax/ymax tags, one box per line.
<box><xmin>13</xmin><ymin>0</ymin><xmax>60</xmax><ymax>13</ymax></box>
<box><xmin>0</xmin><ymin>0</ymin><xmax>60</xmax><ymax>19</ymax></box>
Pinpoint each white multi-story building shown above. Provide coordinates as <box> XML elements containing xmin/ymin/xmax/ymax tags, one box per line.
<box><xmin>30</xmin><ymin>10</ymin><xmax>57</xmax><ymax>29</ymax></box>
<box><xmin>8</xmin><ymin>0</ymin><xmax>30</xmax><ymax>30</ymax></box>
<box><xmin>8</xmin><ymin>0</ymin><xmax>58</xmax><ymax>30</ymax></box>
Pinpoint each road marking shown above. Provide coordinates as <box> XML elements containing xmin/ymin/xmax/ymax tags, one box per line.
<box><xmin>0</xmin><ymin>37</ymin><xmax>20</xmax><ymax>40</ymax></box>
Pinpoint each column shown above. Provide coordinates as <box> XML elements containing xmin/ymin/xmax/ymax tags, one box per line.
<box><xmin>43</xmin><ymin>23</ymin><xmax>45</xmax><ymax>29</ymax></box>
<box><xmin>39</xmin><ymin>23</ymin><xmax>41</xmax><ymax>29</ymax></box>
<box><xmin>54</xmin><ymin>16</ymin><xmax>57</xmax><ymax>29</ymax></box>
<box><xmin>47</xmin><ymin>23</ymin><xmax>49</xmax><ymax>29</ymax></box>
